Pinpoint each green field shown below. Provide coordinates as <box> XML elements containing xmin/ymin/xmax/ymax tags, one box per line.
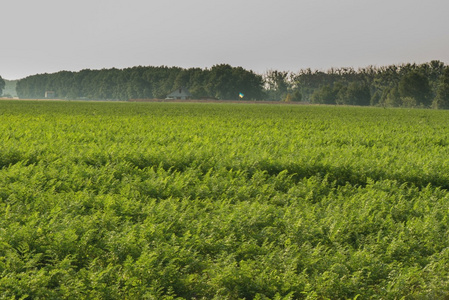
<box><xmin>1</xmin><ymin>101</ymin><xmax>449</xmax><ymax>299</ymax></box>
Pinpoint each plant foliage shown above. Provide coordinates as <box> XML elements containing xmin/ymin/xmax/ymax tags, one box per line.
<box><xmin>1</xmin><ymin>101</ymin><xmax>449</xmax><ymax>298</ymax></box>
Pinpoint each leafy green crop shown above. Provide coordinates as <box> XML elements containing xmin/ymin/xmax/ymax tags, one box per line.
<box><xmin>1</xmin><ymin>101</ymin><xmax>449</xmax><ymax>299</ymax></box>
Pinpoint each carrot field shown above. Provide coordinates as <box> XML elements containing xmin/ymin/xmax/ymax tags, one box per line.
<box><xmin>1</xmin><ymin>101</ymin><xmax>449</xmax><ymax>299</ymax></box>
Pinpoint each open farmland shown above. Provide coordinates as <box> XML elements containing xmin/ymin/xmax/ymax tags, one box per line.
<box><xmin>1</xmin><ymin>101</ymin><xmax>449</xmax><ymax>299</ymax></box>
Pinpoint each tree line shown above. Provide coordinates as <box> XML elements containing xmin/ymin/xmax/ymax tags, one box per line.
<box><xmin>15</xmin><ymin>65</ymin><xmax>264</xmax><ymax>101</ymax></box>
<box><xmin>265</xmin><ymin>60</ymin><xmax>449</xmax><ymax>108</ymax></box>
<box><xmin>14</xmin><ymin>61</ymin><xmax>449</xmax><ymax>108</ymax></box>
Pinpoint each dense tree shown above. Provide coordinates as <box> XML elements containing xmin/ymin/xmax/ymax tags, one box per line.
<box><xmin>336</xmin><ymin>82</ymin><xmax>371</xmax><ymax>106</ymax></box>
<box><xmin>384</xmin><ymin>86</ymin><xmax>402</xmax><ymax>107</ymax></box>
<box><xmin>206</xmin><ymin>64</ymin><xmax>263</xmax><ymax>100</ymax></box>
<box><xmin>0</xmin><ymin>76</ymin><xmax>5</xmax><ymax>95</ymax></box>
<box><xmin>310</xmin><ymin>84</ymin><xmax>337</xmax><ymax>104</ymax></box>
<box><xmin>426</xmin><ymin>60</ymin><xmax>446</xmax><ymax>99</ymax></box>
<box><xmin>432</xmin><ymin>67</ymin><xmax>449</xmax><ymax>109</ymax></box>
<box><xmin>398</xmin><ymin>71</ymin><xmax>432</xmax><ymax>106</ymax></box>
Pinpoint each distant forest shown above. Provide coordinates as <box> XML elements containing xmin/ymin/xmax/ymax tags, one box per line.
<box><xmin>13</xmin><ymin>61</ymin><xmax>449</xmax><ymax>108</ymax></box>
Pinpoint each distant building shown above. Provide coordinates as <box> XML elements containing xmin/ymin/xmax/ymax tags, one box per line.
<box><xmin>45</xmin><ymin>91</ymin><xmax>56</xmax><ymax>99</ymax></box>
<box><xmin>166</xmin><ymin>87</ymin><xmax>191</xmax><ymax>100</ymax></box>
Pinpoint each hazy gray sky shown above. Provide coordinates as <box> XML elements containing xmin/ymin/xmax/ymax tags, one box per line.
<box><xmin>2</xmin><ymin>0</ymin><xmax>449</xmax><ymax>79</ymax></box>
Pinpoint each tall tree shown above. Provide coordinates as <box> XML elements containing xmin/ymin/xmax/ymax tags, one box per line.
<box><xmin>432</xmin><ymin>67</ymin><xmax>449</xmax><ymax>109</ymax></box>
<box><xmin>0</xmin><ymin>76</ymin><xmax>5</xmax><ymax>96</ymax></box>
<box><xmin>264</xmin><ymin>70</ymin><xmax>290</xmax><ymax>100</ymax></box>
<box><xmin>206</xmin><ymin>64</ymin><xmax>263</xmax><ymax>100</ymax></box>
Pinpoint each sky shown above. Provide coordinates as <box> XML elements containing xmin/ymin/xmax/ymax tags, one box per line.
<box><xmin>2</xmin><ymin>0</ymin><xmax>449</xmax><ymax>80</ymax></box>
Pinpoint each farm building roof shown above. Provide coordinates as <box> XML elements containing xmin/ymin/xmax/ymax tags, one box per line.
<box><xmin>166</xmin><ymin>87</ymin><xmax>192</xmax><ymax>98</ymax></box>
